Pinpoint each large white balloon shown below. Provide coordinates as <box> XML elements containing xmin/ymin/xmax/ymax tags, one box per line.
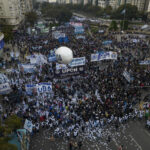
<box><xmin>55</xmin><ymin>46</ymin><xmax>73</xmax><ymax>64</ymax></box>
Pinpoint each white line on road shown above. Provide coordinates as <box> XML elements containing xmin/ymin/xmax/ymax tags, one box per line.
<box><xmin>144</xmin><ymin>130</ymin><xmax>150</xmax><ymax>137</ymax></box>
<box><xmin>112</xmin><ymin>138</ymin><xmax>119</xmax><ymax>147</ymax></box>
<box><xmin>129</xmin><ymin>134</ymin><xmax>142</xmax><ymax>150</ymax></box>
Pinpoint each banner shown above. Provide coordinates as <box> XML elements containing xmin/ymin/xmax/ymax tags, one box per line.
<box><xmin>29</xmin><ymin>54</ymin><xmax>47</xmax><ymax>65</ymax></box>
<box><xmin>36</xmin><ymin>83</ymin><xmax>52</xmax><ymax>93</ymax></box>
<box><xmin>25</xmin><ymin>84</ymin><xmax>36</xmax><ymax>95</ymax></box>
<box><xmin>25</xmin><ymin>83</ymin><xmax>52</xmax><ymax>94</ymax></box>
<box><xmin>139</xmin><ymin>60</ymin><xmax>150</xmax><ymax>65</ymax></box>
<box><xmin>102</xmin><ymin>40</ymin><xmax>112</xmax><ymax>45</ymax></box>
<box><xmin>0</xmin><ymin>74</ymin><xmax>9</xmax><ymax>84</ymax></box>
<box><xmin>132</xmin><ymin>39</ymin><xmax>140</xmax><ymax>43</ymax></box>
<box><xmin>52</xmin><ymin>31</ymin><xmax>65</xmax><ymax>39</ymax></box>
<box><xmin>19</xmin><ymin>64</ymin><xmax>36</xmax><ymax>73</ymax></box>
<box><xmin>76</xmin><ymin>35</ymin><xmax>85</xmax><ymax>39</ymax></box>
<box><xmin>0</xmin><ymin>83</ymin><xmax>11</xmax><ymax>95</ymax></box>
<box><xmin>70</xmin><ymin>22</ymin><xmax>83</xmax><ymax>27</ymax></box>
<box><xmin>69</xmin><ymin>57</ymin><xmax>85</xmax><ymax>67</ymax></box>
<box><xmin>55</xmin><ymin>66</ymin><xmax>85</xmax><ymax>77</ymax></box>
<box><xmin>123</xmin><ymin>70</ymin><xmax>133</xmax><ymax>82</ymax></box>
<box><xmin>24</xmin><ymin>119</ymin><xmax>33</xmax><ymax>133</ymax></box>
<box><xmin>48</xmin><ymin>50</ymin><xmax>56</xmax><ymax>62</ymax></box>
<box><xmin>91</xmin><ymin>51</ymin><xmax>117</xmax><ymax>62</ymax></box>
<box><xmin>58</xmin><ymin>36</ymin><xmax>69</xmax><ymax>43</ymax></box>
<box><xmin>74</xmin><ymin>27</ymin><xmax>84</xmax><ymax>34</ymax></box>
<box><xmin>0</xmin><ymin>40</ymin><xmax>4</xmax><ymax>50</ymax></box>
<box><xmin>56</xmin><ymin>57</ymin><xmax>86</xmax><ymax>70</ymax></box>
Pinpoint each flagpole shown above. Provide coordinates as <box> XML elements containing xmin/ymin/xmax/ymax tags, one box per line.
<box><xmin>122</xmin><ymin>0</ymin><xmax>127</xmax><ymax>31</ymax></box>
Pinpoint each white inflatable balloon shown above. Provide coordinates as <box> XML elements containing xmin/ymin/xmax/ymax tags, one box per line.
<box><xmin>55</xmin><ymin>46</ymin><xmax>73</xmax><ymax>64</ymax></box>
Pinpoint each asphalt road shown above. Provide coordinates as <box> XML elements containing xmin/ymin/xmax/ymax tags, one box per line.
<box><xmin>29</xmin><ymin>120</ymin><xmax>150</xmax><ymax>150</ymax></box>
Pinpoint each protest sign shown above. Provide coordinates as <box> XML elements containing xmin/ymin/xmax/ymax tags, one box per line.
<box><xmin>123</xmin><ymin>70</ymin><xmax>134</xmax><ymax>82</ymax></box>
<box><xmin>36</xmin><ymin>83</ymin><xmax>52</xmax><ymax>93</ymax></box>
<box><xmin>48</xmin><ymin>50</ymin><xmax>56</xmax><ymax>62</ymax></box>
<box><xmin>102</xmin><ymin>40</ymin><xmax>112</xmax><ymax>45</ymax></box>
<box><xmin>0</xmin><ymin>83</ymin><xmax>11</xmax><ymax>95</ymax></box>
<box><xmin>24</xmin><ymin>119</ymin><xmax>33</xmax><ymax>133</ymax></box>
<box><xmin>55</xmin><ymin>66</ymin><xmax>85</xmax><ymax>77</ymax></box>
<box><xmin>19</xmin><ymin>64</ymin><xmax>36</xmax><ymax>73</ymax></box>
<box><xmin>139</xmin><ymin>60</ymin><xmax>150</xmax><ymax>65</ymax></box>
<box><xmin>25</xmin><ymin>83</ymin><xmax>52</xmax><ymax>94</ymax></box>
<box><xmin>91</xmin><ymin>51</ymin><xmax>117</xmax><ymax>62</ymax></box>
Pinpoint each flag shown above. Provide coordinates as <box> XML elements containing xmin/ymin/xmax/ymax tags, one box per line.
<box><xmin>121</xmin><ymin>9</ymin><xmax>126</xmax><ymax>14</ymax></box>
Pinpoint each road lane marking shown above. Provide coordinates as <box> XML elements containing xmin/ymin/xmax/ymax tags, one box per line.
<box><xmin>144</xmin><ymin>130</ymin><xmax>150</xmax><ymax>137</ymax></box>
<box><xmin>112</xmin><ymin>138</ymin><xmax>119</xmax><ymax>147</ymax></box>
<box><xmin>129</xmin><ymin>135</ymin><xmax>142</xmax><ymax>150</ymax></box>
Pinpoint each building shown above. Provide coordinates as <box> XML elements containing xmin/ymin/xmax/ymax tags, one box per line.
<box><xmin>119</xmin><ymin>0</ymin><xmax>149</xmax><ymax>12</ymax></box>
<box><xmin>0</xmin><ymin>0</ymin><xmax>33</xmax><ymax>26</ymax></box>
<box><xmin>0</xmin><ymin>0</ymin><xmax>22</xmax><ymax>25</ymax></box>
<box><xmin>36</xmin><ymin>0</ymin><xmax>48</xmax><ymax>2</ymax></box>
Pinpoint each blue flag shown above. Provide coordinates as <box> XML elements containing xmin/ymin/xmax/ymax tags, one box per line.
<box><xmin>0</xmin><ymin>40</ymin><xmax>4</xmax><ymax>50</ymax></box>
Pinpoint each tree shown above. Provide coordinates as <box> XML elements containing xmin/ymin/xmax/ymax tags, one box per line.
<box><xmin>25</xmin><ymin>11</ymin><xmax>38</xmax><ymax>26</ymax></box>
<box><xmin>0</xmin><ymin>138</ymin><xmax>18</xmax><ymax>150</ymax></box>
<box><xmin>5</xmin><ymin>115</ymin><xmax>23</xmax><ymax>132</ymax></box>
<box><xmin>2</xmin><ymin>26</ymin><xmax>13</xmax><ymax>43</ymax></box>
<box><xmin>56</xmin><ymin>9</ymin><xmax>72</xmax><ymax>23</ymax></box>
<box><xmin>111</xmin><ymin>4</ymin><xmax>139</xmax><ymax>20</ymax></box>
<box><xmin>0</xmin><ymin>115</ymin><xmax>22</xmax><ymax>150</ymax></box>
<box><xmin>104</xmin><ymin>5</ymin><xmax>113</xmax><ymax>16</ymax></box>
<box><xmin>109</xmin><ymin>20</ymin><xmax>118</xmax><ymax>31</ymax></box>
<box><xmin>120</xmin><ymin>20</ymin><xmax>129</xmax><ymax>30</ymax></box>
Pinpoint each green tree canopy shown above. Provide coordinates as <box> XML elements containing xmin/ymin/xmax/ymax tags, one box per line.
<box><xmin>120</xmin><ymin>20</ymin><xmax>129</xmax><ymax>30</ymax></box>
<box><xmin>109</xmin><ymin>20</ymin><xmax>118</xmax><ymax>31</ymax></box>
<box><xmin>25</xmin><ymin>11</ymin><xmax>38</xmax><ymax>26</ymax></box>
<box><xmin>2</xmin><ymin>26</ymin><xmax>13</xmax><ymax>42</ymax></box>
<box><xmin>111</xmin><ymin>4</ymin><xmax>139</xmax><ymax>20</ymax></box>
<box><xmin>5</xmin><ymin>115</ymin><xmax>23</xmax><ymax>132</ymax></box>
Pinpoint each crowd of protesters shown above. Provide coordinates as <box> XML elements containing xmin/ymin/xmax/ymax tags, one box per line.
<box><xmin>1</xmin><ymin>18</ymin><xmax>150</xmax><ymax>150</ymax></box>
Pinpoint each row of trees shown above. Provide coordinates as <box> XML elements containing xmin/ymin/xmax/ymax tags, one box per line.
<box><xmin>41</xmin><ymin>3</ymin><xmax>72</xmax><ymax>24</ymax></box>
<box><xmin>40</xmin><ymin>3</ymin><xmax>148</xmax><ymax>22</ymax></box>
<box><xmin>109</xmin><ymin>20</ymin><xmax>129</xmax><ymax>31</ymax></box>
<box><xmin>0</xmin><ymin>115</ymin><xmax>23</xmax><ymax>150</ymax></box>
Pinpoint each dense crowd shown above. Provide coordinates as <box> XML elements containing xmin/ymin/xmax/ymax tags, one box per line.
<box><xmin>1</xmin><ymin>19</ymin><xmax>150</xmax><ymax>149</ymax></box>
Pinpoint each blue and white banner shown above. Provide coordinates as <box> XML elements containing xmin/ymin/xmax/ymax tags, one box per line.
<box><xmin>25</xmin><ymin>84</ymin><xmax>36</xmax><ymax>95</ymax></box>
<box><xmin>36</xmin><ymin>83</ymin><xmax>52</xmax><ymax>93</ymax></box>
<box><xmin>74</xmin><ymin>27</ymin><xmax>84</xmax><ymax>34</ymax></box>
<box><xmin>56</xmin><ymin>57</ymin><xmax>86</xmax><ymax>70</ymax></box>
<box><xmin>0</xmin><ymin>40</ymin><xmax>4</xmax><ymax>50</ymax></box>
<box><xmin>139</xmin><ymin>60</ymin><xmax>150</xmax><ymax>65</ymax></box>
<box><xmin>19</xmin><ymin>64</ymin><xmax>36</xmax><ymax>73</ymax></box>
<box><xmin>48</xmin><ymin>50</ymin><xmax>56</xmax><ymax>62</ymax></box>
<box><xmin>76</xmin><ymin>35</ymin><xmax>85</xmax><ymax>39</ymax></box>
<box><xmin>91</xmin><ymin>51</ymin><xmax>117</xmax><ymax>62</ymax></box>
<box><xmin>25</xmin><ymin>82</ymin><xmax>52</xmax><ymax>94</ymax></box>
<box><xmin>24</xmin><ymin>119</ymin><xmax>33</xmax><ymax>133</ymax></box>
<box><xmin>123</xmin><ymin>70</ymin><xmax>134</xmax><ymax>82</ymax></box>
<box><xmin>56</xmin><ymin>63</ymin><xmax>68</xmax><ymax>70</ymax></box>
<box><xmin>0</xmin><ymin>83</ymin><xmax>11</xmax><ymax>95</ymax></box>
<box><xmin>53</xmin><ymin>31</ymin><xmax>66</xmax><ymax>39</ymax></box>
<box><xmin>69</xmin><ymin>57</ymin><xmax>85</xmax><ymax>67</ymax></box>
<box><xmin>26</xmin><ymin>54</ymin><xmax>47</xmax><ymax>65</ymax></box>
<box><xmin>102</xmin><ymin>40</ymin><xmax>112</xmax><ymax>45</ymax></box>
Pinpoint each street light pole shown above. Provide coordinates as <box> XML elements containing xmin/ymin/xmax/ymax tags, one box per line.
<box><xmin>122</xmin><ymin>0</ymin><xmax>127</xmax><ymax>31</ymax></box>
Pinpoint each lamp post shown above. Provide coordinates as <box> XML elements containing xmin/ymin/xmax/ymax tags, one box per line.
<box><xmin>122</xmin><ymin>0</ymin><xmax>127</xmax><ymax>31</ymax></box>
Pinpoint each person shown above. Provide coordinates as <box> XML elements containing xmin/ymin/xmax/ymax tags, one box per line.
<box><xmin>118</xmin><ymin>145</ymin><xmax>123</xmax><ymax>150</ymax></box>
<box><xmin>78</xmin><ymin>140</ymin><xmax>82</xmax><ymax>150</ymax></box>
<box><xmin>69</xmin><ymin>141</ymin><xmax>73</xmax><ymax>150</ymax></box>
<box><xmin>107</xmin><ymin>135</ymin><xmax>111</xmax><ymax>142</ymax></box>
